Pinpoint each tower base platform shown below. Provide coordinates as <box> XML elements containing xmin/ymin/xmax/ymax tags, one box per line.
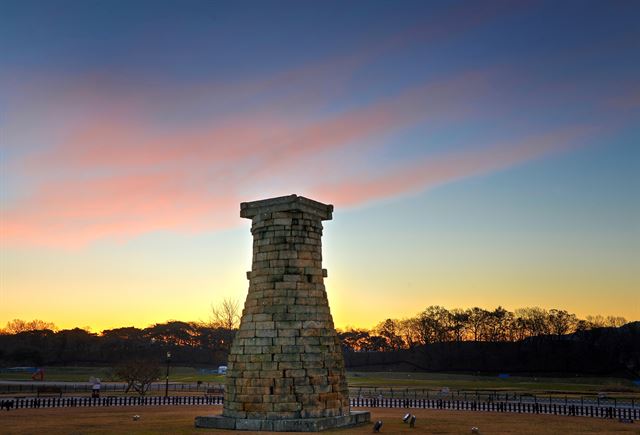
<box><xmin>195</xmin><ymin>411</ymin><xmax>371</xmax><ymax>432</ymax></box>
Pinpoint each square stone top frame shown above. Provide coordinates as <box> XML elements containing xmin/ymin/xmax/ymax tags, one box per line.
<box><xmin>240</xmin><ymin>194</ymin><xmax>333</xmax><ymax>221</ymax></box>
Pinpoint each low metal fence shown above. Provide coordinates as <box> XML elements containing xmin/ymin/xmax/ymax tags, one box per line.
<box><xmin>1</xmin><ymin>395</ymin><xmax>638</xmax><ymax>421</ymax></box>
<box><xmin>1</xmin><ymin>383</ymin><xmax>635</xmax><ymax>409</ymax></box>
<box><xmin>1</xmin><ymin>395</ymin><xmax>222</xmax><ymax>409</ymax></box>
<box><xmin>350</xmin><ymin>397</ymin><xmax>638</xmax><ymax>420</ymax></box>
<box><xmin>348</xmin><ymin>387</ymin><xmax>637</xmax><ymax>409</ymax></box>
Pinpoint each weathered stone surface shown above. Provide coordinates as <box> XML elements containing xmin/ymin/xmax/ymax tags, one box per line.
<box><xmin>195</xmin><ymin>411</ymin><xmax>371</xmax><ymax>432</ymax></box>
<box><xmin>240</xmin><ymin>194</ymin><xmax>333</xmax><ymax>221</ymax></box>
<box><xmin>196</xmin><ymin>195</ymin><xmax>370</xmax><ymax>431</ymax></box>
<box><xmin>195</xmin><ymin>415</ymin><xmax>236</xmax><ymax>429</ymax></box>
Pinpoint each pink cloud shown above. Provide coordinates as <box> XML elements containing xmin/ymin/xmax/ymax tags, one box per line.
<box><xmin>1</xmin><ymin>171</ymin><xmax>240</xmax><ymax>248</ymax></box>
<box><xmin>1</xmin><ymin>113</ymin><xmax>593</xmax><ymax>249</ymax></box>
<box><xmin>308</xmin><ymin>126</ymin><xmax>596</xmax><ymax>208</ymax></box>
<box><xmin>0</xmin><ymin>65</ymin><xmax>601</xmax><ymax>248</ymax></box>
<box><xmin>1</xmin><ymin>2</ymin><xmax>613</xmax><ymax>249</ymax></box>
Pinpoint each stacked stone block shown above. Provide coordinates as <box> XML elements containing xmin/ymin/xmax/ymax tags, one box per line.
<box><xmin>196</xmin><ymin>194</ymin><xmax>369</xmax><ymax>431</ymax></box>
<box><xmin>224</xmin><ymin>195</ymin><xmax>350</xmax><ymax>421</ymax></box>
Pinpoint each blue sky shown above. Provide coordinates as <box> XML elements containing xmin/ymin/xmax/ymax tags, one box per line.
<box><xmin>1</xmin><ymin>0</ymin><xmax>638</xmax><ymax>330</ymax></box>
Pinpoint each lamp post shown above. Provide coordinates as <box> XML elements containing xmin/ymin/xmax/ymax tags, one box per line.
<box><xmin>164</xmin><ymin>351</ymin><xmax>171</xmax><ymax>397</ymax></box>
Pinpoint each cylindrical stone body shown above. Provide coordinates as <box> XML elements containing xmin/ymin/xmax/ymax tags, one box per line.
<box><xmin>222</xmin><ymin>195</ymin><xmax>350</xmax><ymax>420</ymax></box>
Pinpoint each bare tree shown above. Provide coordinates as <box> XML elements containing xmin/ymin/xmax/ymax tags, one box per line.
<box><xmin>412</xmin><ymin>306</ymin><xmax>451</xmax><ymax>344</ymax></box>
<box><xmin>114</xmin><ymin>358</ymin><xmax>161</xmax><ymax>396</ymax></box>
<box><xmin>466</xmin><ymin>307</ymin><xmax>489</xmax><ymax>341</ymax></box>
<box><xmin>449</xmin><ymin>309</ymin><xmax>469</xmax><ymax>342</ymax></box>
<box><xmin>514</xmin><ymin>307</ymin><xmax>550</xmax><ymax>337</ymax></box>
<box><xmin>605</xmin><ymin>316</ymin><xmax>627</xmax><ymax>328</ymax></box>
<box><xmin>483</xmin><ymin>307</ymin><xmax>511</xmax><ymax>342</ymax></box>
<box><xmin>398</xmin><ymin>318</ymin><xmax>421</xmax><ymax>348</ymax></box>
<box><xmin>374</xmin><ymin>319</ymin><xmax>405</xmax><ymax>350</ymax></box>
<box><xmin>548</xmin><ymin>309</ymin><xmax>577</xmax><ymax>336</ymax></box>
<box><xmin>585</xmin><ymin>315</ymin><xmax>627</xmax><ymax>329</ymax></box>
<box><xmin>208</xmin><ymin>298</ymin><xmax>241</xmax><ymax>330</ymax></box>
<box><xmin>337</xmin><ymin>328</ymin><xmax>374</xmax><ymax>352</ymax></box>
<box><xmin>586</xmin><ymin>315</ymin><xmax>607</xmax><ymax>328</ymax></box>
<box><xmin>2</xmin><ymin>319</ymin><xmax>57</xmax><ymax>334</ymax></box>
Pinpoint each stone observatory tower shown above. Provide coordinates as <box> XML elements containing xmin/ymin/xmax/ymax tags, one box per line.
<box><xmin>196</xmin><ymin>195</ymin><xmax>370</xmax><ymax>431</ymax></box>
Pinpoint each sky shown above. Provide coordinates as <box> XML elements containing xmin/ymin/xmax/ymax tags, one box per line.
<box><xmin>0</xmin><ymin>0</ymin><xmax>638</xmax><ymax>332</ymax></box>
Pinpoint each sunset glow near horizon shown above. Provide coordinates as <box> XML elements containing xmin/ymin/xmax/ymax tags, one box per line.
<box><xmin>1</xmin><ymin>0</ymin><xmax>639</xmax><ymax>333</ymax></box>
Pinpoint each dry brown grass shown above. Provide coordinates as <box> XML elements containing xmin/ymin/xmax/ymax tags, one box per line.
<box><xmin>0</xmin><ymin>406</ymin><xmax>638</xmax><ymax>435</ymax></box>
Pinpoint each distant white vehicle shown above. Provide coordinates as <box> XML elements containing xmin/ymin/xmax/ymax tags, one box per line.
<box><xmin>218</xmin><ymin>366</ymin><xmax>227</xmax><ymax>374</ymax></box>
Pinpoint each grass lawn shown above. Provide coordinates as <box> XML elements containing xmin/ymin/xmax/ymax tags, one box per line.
<box><xmin>1</xmin><ymin>406</ymin><xmax>637</xmax><ymax>434</ymax></box>
<box><xmin>346</xmin><ymin>372</ymin><xmax>640</xmax><ymax>398</ymax></box>
<box><xmin>0</xmin><ymin>366</ymin><xmax>226</xmax><ymax>384</ymax></box>
<box><xmin>2</xmin><ymin>368</ymin><xmax>638</xmax><ymax>400</ymax></box>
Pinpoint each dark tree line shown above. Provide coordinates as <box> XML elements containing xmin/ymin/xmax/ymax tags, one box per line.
<box><xmin>0</xmin><ymin>321</ymin><xmax>233</xmax><ymax>367</ymax></box>
<box><xmin>335</xmin><ymin>306</ymin><xmax>638</xmax><ymax>377</ymax></box>
<box><xmin>342</xmin><ymin>322</ymin><xmax>640</xmax><ymax>377</ymax></box>
<box><xmin>337</xmin><ymin>306</ymin><xmax>628</xmax><ymax>352</ymax></box>
<box><xmin>0</xmin><ymin>306</ymin><xmax>637</xmax><ymax>377</ymax></box>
